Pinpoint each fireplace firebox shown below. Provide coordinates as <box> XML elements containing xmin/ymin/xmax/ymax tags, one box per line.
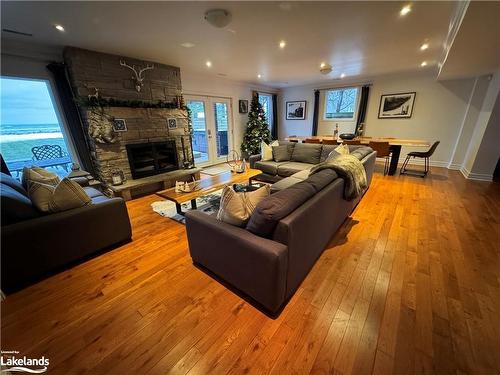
<box><xmin>126</xmin><ymin>140</ymin><xmax>178</xmax><ymax>179</ymax></box>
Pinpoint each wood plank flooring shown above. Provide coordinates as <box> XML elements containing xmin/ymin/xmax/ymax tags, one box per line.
<box><xmin>2</xmin><ymin>167</ymin><xmax>499</xmax><ymax>374</ymax></box>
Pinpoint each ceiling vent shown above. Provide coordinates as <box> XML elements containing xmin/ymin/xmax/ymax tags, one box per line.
<box><xmin>204</xmin><ymin>9</ymin><xmax>232</xmax><ymax>28</ymax></box>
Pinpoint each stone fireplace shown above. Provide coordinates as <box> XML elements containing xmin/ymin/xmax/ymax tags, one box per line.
<box><xmin>63</xmin><ymin>47</ymin><xmax>193</xmax><ymax>187</ymax></box>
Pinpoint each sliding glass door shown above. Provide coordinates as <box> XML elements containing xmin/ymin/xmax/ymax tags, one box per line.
<box><xmin>186</xmin><ymin>96</ymin><xmax>232</xmax><ymax>166</ymax></box>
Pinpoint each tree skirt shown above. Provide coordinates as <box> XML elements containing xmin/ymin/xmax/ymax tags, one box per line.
<box><xmin>151</xmin><ymin>191</ymin><xmax>222</xmax><ymax>224</ymax></box>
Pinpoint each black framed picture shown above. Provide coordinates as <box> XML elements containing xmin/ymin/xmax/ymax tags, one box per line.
<box><xmin>113</xmin><ymin>119</ymin><xmax>127</xmax><ymax>132</ymax></box>
<box><xmin>167</xmin><ymin>118</ymin><xmax>177</xmax><ymax>129</ymax></box>
<box><xmin>286</xmin><ymin>101</ymin><xmax>306</xmax><ymax>120</ymax></box>
<box><xmin>239</xmin><ymin>100</ymin><xmax>248</xmax><ymax>114</ymax></box>
<box><xmin>378</xmin><ymin>92</ymin><xmax>416</xmax><ymax>119</ymax></box>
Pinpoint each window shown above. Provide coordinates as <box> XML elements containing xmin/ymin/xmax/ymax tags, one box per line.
<box><xmin>0</xmin><ymin>76</ymin><xmax>73</xmax><ymax>176</ymax></box>
<box><xmin>258</xmin><ymin>93</ymin><xmax>273</xmax><ymax>130</ymax></box>
<box><xmin>324</xmin><ymin>87</ymin><xmax>359</xmax><ymax>120</ymax></box>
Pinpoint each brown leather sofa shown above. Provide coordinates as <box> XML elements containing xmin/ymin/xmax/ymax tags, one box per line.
<box><xmin>186</xmin><ymin>146</ymin><xmax>376</xmax><ymax>314</ymax></box>
<box><xmin>1</xmin><ymin>172</ymin><xmax>132</xmax><ymax>292</ymax></box>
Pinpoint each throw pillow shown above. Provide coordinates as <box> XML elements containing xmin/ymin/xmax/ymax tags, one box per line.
<box><xmin>28</xmin><ymin>177</ymin><xmax>91</xmax><ymax>213</ymax></box>
<box><xmin>22</xmin><ymin>167</ymin><xmax>60</xmax><ymax>190</ymax></box>
<box><xmin>272</xmin><ymin>145</ymin><xmax>291</xmax><ymax>162</ymax></box>
<box><xmin>217</xmin><ymin>184</ymin><xmax>270</xmax><ymax>226</ymax></box>
<box><xmin>261</xmin><ymin>140</ymin><xmax>279</xmax><ymax>161</ymax></box>
<box><xmin>335</xmin><ymin>144</ymin><xmax>350</xmax><ymax>155</ymax></box>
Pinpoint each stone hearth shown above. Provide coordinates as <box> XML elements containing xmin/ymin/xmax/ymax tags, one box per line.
<box><xmin>64</xmin><ymin>47</ymin><xmax>192</xmax><ymax>189</ymax></box>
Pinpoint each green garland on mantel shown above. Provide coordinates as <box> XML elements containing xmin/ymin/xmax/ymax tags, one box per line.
<box><xmin>76</xmin><ymin>96</ymin><xmax>187</xmax><ymax>110</ymax></box>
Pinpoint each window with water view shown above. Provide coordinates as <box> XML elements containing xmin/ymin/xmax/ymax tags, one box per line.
<box><xmin>0</xmin><ymin>77</ymin><xmax>72</xmax><ymax>177</ymax></box>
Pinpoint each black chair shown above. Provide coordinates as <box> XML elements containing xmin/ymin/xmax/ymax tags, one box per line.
<box><xmin>400</xmin><ymin>141</ymin><xmax>440</xmax><ymax>177</ymax></box>
<box><xmin>31</xmin><ymin>144</ymin><xmax>69</xmax><ymax>171</ymax></box>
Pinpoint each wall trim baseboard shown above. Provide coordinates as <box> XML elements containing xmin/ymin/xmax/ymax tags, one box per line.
<box><xmin>447</xmin><ymin>163</ymin><xmax>462</xmax><ymax>170</ymax></box>
<box><xmin>460</xmin><ymin>166</ymin><xmax>493</xmax><ymax>181</ymax></box>
<box><xmin>375</xmin><ymin>158</ymin><xmax>494</xmax><ymax>181</ymax></box>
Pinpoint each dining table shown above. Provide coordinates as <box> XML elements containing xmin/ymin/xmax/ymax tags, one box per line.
<box><xmin>285</xmin><ymin>136</ymin><xmax>430</xmax><ymax>175</ymax></box>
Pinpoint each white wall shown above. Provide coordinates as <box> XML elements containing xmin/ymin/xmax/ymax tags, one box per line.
<box><xmin>364</xmin><ymin>74</ymin><xmax>477</xmax><ymax>165</ymax></box>
<box><xmin>278</xmin><ymin>85</ymin><xmax>315</xmax><ymax>138</ymax></box>
<box><xmin>449</xmin><ymin>75</ymin><xmax>491</xmax><ymax>168</ymax></box>
<box><xmin>279</xmin><ymin>72</ymin><xmax>483</xmax><ymax>167</ymax></box>
<box><xmin>181</xmin><ymin>71</ymin><xmax>278</xmax><ymax>154</ymax></box>
<box><xmin>462</xmin><ymin>70</ymin><xmax>500</xmax><ymax>180</ymax></box>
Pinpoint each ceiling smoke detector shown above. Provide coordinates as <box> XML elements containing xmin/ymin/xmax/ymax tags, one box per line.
<box><xmin>204</xmin><ymin>9</ymin><xmax>232</xmax><ymax>28</ymax></box>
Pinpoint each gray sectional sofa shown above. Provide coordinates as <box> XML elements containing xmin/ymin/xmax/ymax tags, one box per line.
<box><xmin>249</xmin><ymin>141</ymin><xmax>344</xmax><ymax>183</ymax></box>
<box><xmin>186</xmin><ymin>143</ymin><xmax>376</xmax><ymax>314</ymax></box>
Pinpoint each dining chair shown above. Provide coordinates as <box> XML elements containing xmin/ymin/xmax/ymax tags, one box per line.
<box><xmin>321</xmin><ymin>139</ymin><xmax>339</xmax><ymax>145</ymax></box>
<box><xmin>368</xmin><ymin>141</ymin><xmax>391</xmax><ymax>175</ymax></box>
<box><xmin>304</xmin><ymin>138</ymin><xmax>321</xmax><ymax>144</ymax></box>
<box><xmin>342</xmin><ymin>140</ymin><xmax>361</xmax><ymax>145</ymax></box>
<box><xmin>400</xmin><ymin>141</ymin><xmax>440</xmax><ymax>177</ymax></box>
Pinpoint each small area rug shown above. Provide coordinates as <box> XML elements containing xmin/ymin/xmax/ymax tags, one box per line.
<box><xmin>151</xmin><ymin>191</ymin><xmax>222</xmax><ymax>224</ymax></box>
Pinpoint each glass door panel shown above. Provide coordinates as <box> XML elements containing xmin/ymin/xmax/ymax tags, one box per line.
<box><xmin>213</xmin><ymin>101</ymin><xmax>229</xmax><ymax>159</ymax></box>
<box><xmin>186</xmin><ymin>100</ymin><xmax>209</xmax><ymax>164</ymax></box>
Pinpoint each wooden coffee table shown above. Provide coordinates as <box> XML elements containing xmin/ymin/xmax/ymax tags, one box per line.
<box><xmin>156</xmin><ymin>168</ymin><xmax>262</xmax><ymax>215</ymax></box>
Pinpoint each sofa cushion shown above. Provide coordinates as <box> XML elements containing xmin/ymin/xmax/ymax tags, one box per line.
<box><xmin>350</xmin><ymin>146</ymin><xmax>374</xmax><ymax>160</ymax></box>
<box><xmin>1</xmin><ymin>172</ymin><xmax>28</xmax><ymax>196</ymax></box>
<box><xmin>22</xmin><ymin>167</ymin><xmax>60</xmax><ymax>190</ymax></box>
<box><xmin>1</xmin><ymin>184</ymin><xmax>40</xmax><ymax>225</ymax></box>
<box><xmin>291</xmin><ymin>143</ymin><xmax>322</xmax><ymax>164</ymax></box>
<box><xmin>83</xmin><ymin>187</ymin><xmax>104</xmax><ymax>198</ymax></box>
<box><xmin>217</xmin><ymin>184</ymin><xmax>270</xmax><ymax>226</ymax></box>
<box><xmin>28</xmin><ymin>177</ymin><xmax>92</xmax><ymax>213</ymax></box>
<box><xmin>247</xmin><ymin>181</ymin><xmax>316</xmax><ymax>238</ymax></box>
<box><xmin>272</xmin><ymin>145</ymin><xmax>292</xmax><ymax>162</ymax></box>
<box><xmin>277</xmin><ymin>162</ymin><xmax>315</xmax><ymax>177</ymax></box>
<box><xmin>261</xmin><ymin>140</ymin><xmax>279</xmax><ymax>161</ymax></box>
<box><xmin>320</xmin><ymin>145</ymin><xmax>340</xmax><ymax>162</ymax></box>
<box><xmin>305</xmin><ymin>169</ymin><xmax>338</xmax><ymax>192</ymax></box>
<box><xmin>335</xmin><ymin>144</ymin><xmax>350</xmax><ymax>155</ymax></box>
<box><xmin>271</xmin><ymin>176</ymin><xmax>304</xmax><ymax>192</ymax></box>
<box><xmin>254</xmin><ymin>160</ymin><xmax>288</xmax><ymax>175</ymax></box>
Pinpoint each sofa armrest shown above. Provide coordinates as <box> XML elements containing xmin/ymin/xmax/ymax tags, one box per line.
<box><xmin>185</xmin><ymin>210</ymin><xmax>288</xmax><ymax>313</ymax></box>
<box><xmin>249</xmin><ymin>154</ymin><xmax>262</xmax><ymax>169</ymax></box>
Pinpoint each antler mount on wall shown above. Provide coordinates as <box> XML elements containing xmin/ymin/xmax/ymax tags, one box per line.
<box><xmin>119</xmin><ymin>59</ymin><xmax>154</xmax><ymax>92</ymax></box>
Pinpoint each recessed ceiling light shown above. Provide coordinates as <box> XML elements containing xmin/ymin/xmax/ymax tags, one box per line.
<box><xmin>400</xmin><ymin>5</ymin><xmax>411</xmax><ymax>16</ymax></box>
<box><xmin>257</xmin><ymin>74</ymin><xmax>262</xmax><ymax>78</ymax></box>
<box><xmin>279</xmin><ymin>40</ymin><xmax>286</xmax><ymax>49</ymax></box>
<box><xmin>181</xmin><ymin>42</ymin><xmax>195</xmax><ymax>48</ymax></box>
<box><xmin>340</xmin><ymin>73</ymin><xmax>346</xmax><ymax>78</ymax></box>
<box><xmin>54</xmin><ymin>24</ymin><xmax>65</xmax><ymax>32</ymax></box>
<box><xmin>421</xmin><ymin>61</ymin><xmax>428</xmax><ymax>67</ymax></box>
<box><xmin>420</xmin><ymin>43</ymin><xmax>429</xmax><ymax>51</ymax></box>
<box><xmin>206</xmin><ymin>61</ymin><xmax>212</xmax><ymax>68</ymax></box>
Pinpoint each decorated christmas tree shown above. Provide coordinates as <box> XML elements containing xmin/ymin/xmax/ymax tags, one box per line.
<box><xmin>241</xmin><ymin>95</ymin><xmax>271</xmax><ymax>157</ymax></box>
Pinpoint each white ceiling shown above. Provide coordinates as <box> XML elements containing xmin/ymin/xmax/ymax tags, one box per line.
<box><xmin>438</xmin><ymin>1</ymin><xmax>500</xmax><ymax>80</ymax></box>
<box><xmin>0</xmin><ymin>1</ymin><xmax>487</xmax><ymax>88</ymax></box>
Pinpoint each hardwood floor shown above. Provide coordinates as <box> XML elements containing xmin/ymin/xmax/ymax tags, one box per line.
<box><xmin>2</xmin><ymin>167</ymin><xmax>499</xmax><ymax>374</ymax></box>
